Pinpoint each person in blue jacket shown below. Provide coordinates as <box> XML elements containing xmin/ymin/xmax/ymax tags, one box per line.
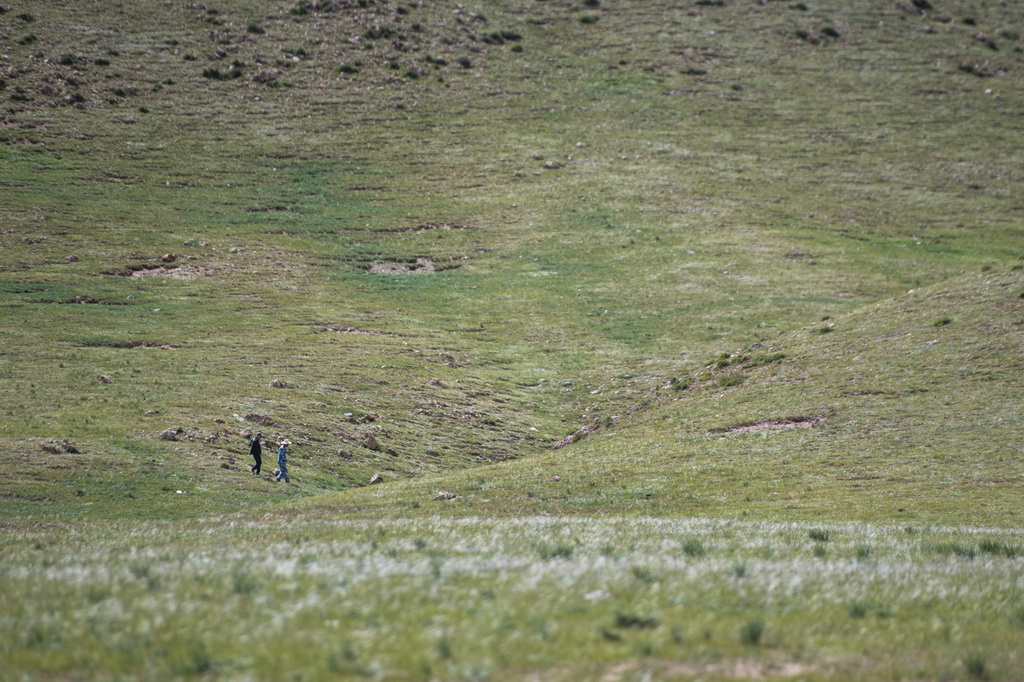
<box><xmin>248</xmin><ymin>432</ymin><xmax>263</xmax><ymax>475</ymax></box>
<box><xmin>275</xmin><ymin>438</ymin><xmax>291</xmax><ymax>483</ymax></box>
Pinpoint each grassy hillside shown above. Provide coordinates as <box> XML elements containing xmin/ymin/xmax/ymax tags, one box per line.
<box><xmin>1</xmin><ymin>0</ymin><xmax>1023</xmax><ymax>678</ymax></box>
<box><xmin>2</xmin><ymin>0</ymin><xmax>1021</xmax><ymax>522</ymax></box>
<box><xmin>295</xmin><ymin>266</ymin><xmax>1024</xmax><ymax>527</ymax></box>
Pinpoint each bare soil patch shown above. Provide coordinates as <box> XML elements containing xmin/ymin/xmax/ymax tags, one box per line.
<box><xmin>365</xmin><ymin>257</ymin><xmax>466</xmax><ymax>274</ymax></box>
<box><xmin>710</xmin><ymin>415</ymin><xmax>826</xmax><ymax>435</ymax></box>
<box><xmin>106</xmin><ymin>263</ymin><xmax>218</xmax><ymax>279</ymax></box>
<box><xmin>57</xmin><ymin>296</ymin><xmax>129</xmax><ymax>305</ymax></box>
<box><xmin>365</xmin><ymin>222</ymin><xmax>471</xmax><ymax>234</ymax></box>
<box><xmin>77</xmin><ymin>340</ymin><xmax>182</xmax><ymax>349</ymax></box>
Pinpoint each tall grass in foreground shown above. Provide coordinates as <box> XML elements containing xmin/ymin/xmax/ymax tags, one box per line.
<box><xmin>2</xmin><ymin>517</ymin><xmax>1023</xmax><ymax>680</ymax></box>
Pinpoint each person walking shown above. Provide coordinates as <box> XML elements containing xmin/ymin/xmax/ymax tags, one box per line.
<box><xmin>249</xmin><ymin>432</ymin><xmax>263</xmax><ymax>475</ymax></box>
<box><xmin>275</xmin><ymin>439</ymin><xmax>291</xmax><ymax>483</ymax></box>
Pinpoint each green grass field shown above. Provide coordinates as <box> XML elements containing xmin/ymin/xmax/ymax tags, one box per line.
<box><xmin>2</xmin><ymin>0</ymin><xmax>1023</xmax><ymax>678</ymax></box>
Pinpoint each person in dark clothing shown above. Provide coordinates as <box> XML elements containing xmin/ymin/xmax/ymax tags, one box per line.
<box><xmin>249</xmin><ymin>432</ymin><xmax>263</xmax><ymax>474</ymax></box>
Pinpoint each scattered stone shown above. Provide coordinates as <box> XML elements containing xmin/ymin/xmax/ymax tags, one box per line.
<box><xmin>972</xmin><ymin>32</ymin><xmax>997</xmax><ymax>50</ymax></box>
<box><xmin>434</xmin><ymin>491</ymin><xmax>456</xmax><ymax>500</ymax></box>
<box><xmin>363</xmin><ymin>433</ymin><xmax>379</xmax><ymax>451</ymax></box>
<box><xmin>66</xmin><ymin>255</ymin><xmax>78</xmax><ymax>262</ymax></box>
<box><xmin>896</xmin><ymin>1</ymin><xmax>922</xmax><ymax>15</ymax></box>
<box><xmin>553</xmin><ymin>475</ymin><xmax>561</xmax><ymax>482</ymax></box>
<box><xmin>253</xmin><ymin>69</ymin><xmax>278</xmax><ymax>83</ymax></box>
<box><xmin>162</xmin><ymin>253</ymin><xmax>176</xmax><ymax>263</ymax></box>
<box><xmin>269</xmin><ymin>378</ymin><xmax>287</xmax><ymax>388</ymax></box>
<box><xmin>428</xmin><ymin>377</ymin><xmax>446</xmax><ymax>388</ymax></box>
<box><xmin>98</xmin><ymin>375</ymin><xmax>112</xmax><ymax>384</ymax></box>
<box><xmin>544</xmin><ymin>161</ymin><xmax>562</xmax><ymax>169</ymax></box>
<box><xmin>159</xmin><ymin>428</ymin><xmax>182</xmax><ymax>441</ymax></box>
<box><xmin>369</xmin><ymin>472</ymin><xmax>384</xmax><ymax>485</ymax></box>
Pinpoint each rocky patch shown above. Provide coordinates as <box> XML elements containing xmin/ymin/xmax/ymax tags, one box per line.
<box><xmin>41</xmin><ymin>439</ymin><xmax>79</xmax><ymax>454</ymax></box>
<box><xmin>552</xmin><ymin>423</ymin><xmax>599</xmax><ymax>449</ymax></box>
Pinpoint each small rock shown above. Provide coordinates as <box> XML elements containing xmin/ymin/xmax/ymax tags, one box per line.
<box><xmin>253</xmin><ymin>69</ymin><xmax>279</xmax><ymax>83</ymax></box>
<box><xmin>269</xmin><ymin>378</ymin><xmax>287</xmax><ymax>388</ymax></box>
<box><xmin>553</xmin><ymin>475</ymin><xmax>561</xmax><ymax>482</ymax></box>
<box><xmin>428</xmin><ymin>378</ymin><xmax>446</xmax><ymax>388</ymax></box>
<box><xmin>369</xmin><ymin>472</ymin><xmax>384</xmax><ymax>485</ymax></box>
<box><xmin>159</xmin><ymin>429</ymin><xmax>179</xmax><ymax>441</ymax></box>
<box><xmin>98</xmin><ymin>375</ymin><xmax>112</xmax><ymax>384</ymax></box>
<box><xmin>434</xmin><ymin>491</ymin><xmax>456</xmax><ymax>500</ymax></box>
<box><xmin>66</xmin><ymin>255</ymin><xmax>79</xmax><ymax>262</ymax></box>
<box><xmin>544</xmin><ymin>161</ymin><xmax>562</xmax><ymax>169</ymax></box>
<box><xmin>162</xmin><ymin>253</ymin><xmax>176</xmax><ymax>263</ymax></box>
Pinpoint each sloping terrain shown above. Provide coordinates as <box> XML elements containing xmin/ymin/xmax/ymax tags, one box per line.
<box><xmin>295</xmin><ymin>266</ymin><xmax>1023</xmax><ymax>527</ymax></box>
<box><xmin>2</xmin><ymin>0</ymin><xmax>1021</xmax><ymax>523</ymax></box>
<box><xmin>2</xmin><ymin>1</ymin><xmax>1024</xmax><ymax>679</ymax></box>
